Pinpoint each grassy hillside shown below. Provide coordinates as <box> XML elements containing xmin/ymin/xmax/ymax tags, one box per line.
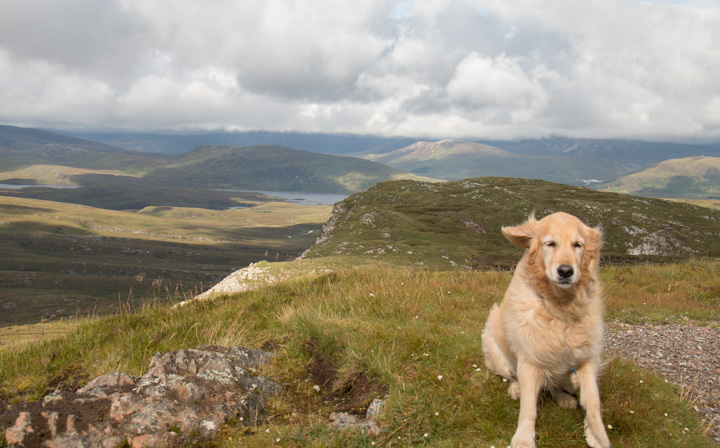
<box><xmin>145</xmin><ymin>145</ymin><xmax>434</xmax><ymax>193</ymax></box>
<box><xmin>1</xmin><ymin>259</ymin><xmax>718</xmax><ymax>447</ymax></box>
<box><xmin>302</xmin><ymin>177</ymin><xmax>720</xmax><ymax>267</ymax></box>
<box><xmin>598</xmin><ymin>156</ymin><xmax>720</xmax><ymax>199</ymax></box>
<box><xmin>359</xmin><ymin>139</ymin><xmax>631</xmax><ymax>185</ymax></box>
<box><xmin>670</xmin><ymin>198</ymin><xmax>720</xmax><ymax>211</ymax></box>
<box><xmin>2</xmin><ymin>174</ymin><xmax>719</xmax><ymax>445</ymax></box>
<box><xmin>0</xmin><ymin>196</ymin><xmax>330</xmax><ymax>326</ymax></box>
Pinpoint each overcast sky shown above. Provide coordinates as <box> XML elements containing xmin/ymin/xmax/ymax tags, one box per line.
<box><xmin>1</xmin><ymin>0</ymin><xmax>719</xmax><ymax>142</ymax></box>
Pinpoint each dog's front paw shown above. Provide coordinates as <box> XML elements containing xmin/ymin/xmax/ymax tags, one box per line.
<box><xmin>584</xmin><ymin>419</ymin><xmax>611</xmax><ymax>448</ymax></box>
<box><xmin>511</xmin><ymin>433</ymin><xmax>536</xmax><ymax>448</ymax></box>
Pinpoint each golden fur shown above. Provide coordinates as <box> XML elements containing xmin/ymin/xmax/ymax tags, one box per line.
<box><xmin>482</xmin><ymin>212</ymin><xmax>611</xmax><ymax>448</ymax></box>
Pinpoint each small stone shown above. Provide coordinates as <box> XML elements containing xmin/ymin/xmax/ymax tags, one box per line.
<box><xmin>366</xmin><ymin>398</ymin><xmax>386</xmax><ymax>420</ymax></box>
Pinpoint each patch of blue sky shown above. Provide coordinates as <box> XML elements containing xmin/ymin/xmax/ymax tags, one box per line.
<box><xmin>390</xmin><ymin>0</ymin><xmax>414</xmax><ymax>18</ymax></box>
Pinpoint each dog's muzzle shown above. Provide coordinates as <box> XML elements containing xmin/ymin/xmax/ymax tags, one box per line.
<box><xmin>557</xmin><ymin>264</ymin><xmax>574</xmax><ymax>279</ymax></box>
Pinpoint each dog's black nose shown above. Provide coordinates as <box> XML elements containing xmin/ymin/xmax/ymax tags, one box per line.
<box><xmin>557</xmin><ymin>264</ymin><xmax>574</xmax><ymax>279</ymax></box>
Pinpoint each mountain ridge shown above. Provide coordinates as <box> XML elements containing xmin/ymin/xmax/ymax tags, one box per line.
<box><xmin>356</xmin><ymin>139</ymin><xmax>630</xmax><ymax>185</ymax></box>
<box><xmin>0</xmin><ymin>125</ymin><xmax>436</xmax><ymax>194</ymax></box>
<box><xmin>599</xmin><ymin>156</ymin><xmax>720</xmax><ymax>198</ymax></box>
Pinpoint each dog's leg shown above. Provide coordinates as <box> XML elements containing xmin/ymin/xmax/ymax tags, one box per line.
<box><xmin>576</xmin><ymin>359</ymin><xmax>611</xmax><ymax>448</ymax></box>
<box><xmin>551</xmin><ymin>375</ymin><xmax>578</xmax><ymax>409</ymax></box>
<box><xmin>511</xmin><ymin>358</ymin><xmax>542</xmax><ymax>448</ymax></box>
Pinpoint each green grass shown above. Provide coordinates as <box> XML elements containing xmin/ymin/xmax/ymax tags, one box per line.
<box><xmin>0</xmin><ymin>321</ymin><xmax>79</xmax><ymax>348</ymax></box>
<box><xmin>603</xmin><ymin>260</ymin><xmax>720</xmax><ymax>323</ymax></box>
<box><xmin>1</xmin><ymin>259</ymin><xmax>717</xmax><ymax>446</ymax></box>
<box><xmin>668</xmin><ymin>198</ymin><xmax>720</xmax><ymax>211</ymax></box>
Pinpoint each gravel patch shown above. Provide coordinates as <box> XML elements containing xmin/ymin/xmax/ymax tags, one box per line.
<box><xmin>605</xmin><ymin>321</ymin><xmax>720</xmax><ymax>443</ymax></box>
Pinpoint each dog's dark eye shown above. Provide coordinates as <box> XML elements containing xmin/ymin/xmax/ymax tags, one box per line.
<box><xmin>545</xmin><ymin>241</ymin><xmax>556</xmax><ymax>247</ymax></box>
<box><xmin>573</xmin><ymin>242</ymin><xmax>584</xmax><ymax>248</ymax></box>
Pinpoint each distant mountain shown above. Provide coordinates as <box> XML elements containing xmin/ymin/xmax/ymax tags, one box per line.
<box><xmin>598</xmin><ymin>156</ymin><xmax>720</xmax><ymax>199</ymax></box>
<box><xmin>143</xmin><ymin>145</ymin><xmax>435</xmax><ymax>193</ymax></box>
<box><xmin>0</xmin><ymin>125</ymin><xmax>431</xmax><ymax>194</ymax></box>
<box><xmin>67</xmin><ymin>130</ymin><xmax>416</xmax><ymax>156</ymax></box>
<box><xmin>302</xmin><ymin>177</ymin><xmax>720</xmax><ymax>267</ymax></box>
<box><xmin>0</xmin><ymin>125</ymin><xmax>130</xmax><ymax>153</ymax></box>
<box><xmin>489</xmin><ymin>137</ymin><xmax>720</xmax><ymax>166</ymax></box>
<box><xmin>358</xmin><ymin>139</ymin><xmax>630</xmax><ymax>185</ymax></box>
<box><xmin>65</xmin><ymin>130</ymin><xmax>720</xmax><ymax>166</ymax></box>
<box><xmin>0</xmin><ymin>125</ymin><xmax>165</xmax><ymax>175</ymax></box>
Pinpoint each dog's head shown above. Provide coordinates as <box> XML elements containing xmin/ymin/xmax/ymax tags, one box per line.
<box><xmin>502</xmin><ymin>212</ymin><xmax>602</xmax><ymax>289</ymax></box>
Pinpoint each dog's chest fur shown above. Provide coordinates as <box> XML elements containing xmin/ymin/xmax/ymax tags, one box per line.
<box><xmin>508</xmin><ymin>271</ymin><xmax>602</xmax><ymax>376</ymax></box>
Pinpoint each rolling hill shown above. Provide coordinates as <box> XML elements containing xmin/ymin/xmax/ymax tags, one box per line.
<box><xmin>598</xmin><ymin>156</ymin><xmax>720</xmax><ymax>199</ymax></box>
<box><xmin>301</xmin><ymin>177</ymin><xmax>720</xmax><ymax>268</ymax></box>
<box><xmin>144</xmin><ymin>144</ymin><xmax>434</xmax><ymax>193</ymax></box>
<box><xmin>358</xmin><ymin>139</ymin><xmax>631</xmax><ymax>185</ymax></box>
<box><xmin>0</xmin><ymin>125</ymin><xmax>433</xmax><ymax>194</ymax></box>
<box><xmin>0</xmin><ymin>125</ymin><xmax>165</xmax><ymax>175</ymax></box>
<box><xmin>68</xmin><ymin>130</ymin><xmax>417</xmax><ymax>155</ymax></box>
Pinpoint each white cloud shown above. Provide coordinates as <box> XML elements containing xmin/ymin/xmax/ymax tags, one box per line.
<box><xmin>446</xmin><ymin>52</ymin><xmax>552</xmax><ymax>122</ymax></box>
<box><xmin>0</xmin><ymin>0</ymin><xmax>719</xmax><ymax>141</ymax></box>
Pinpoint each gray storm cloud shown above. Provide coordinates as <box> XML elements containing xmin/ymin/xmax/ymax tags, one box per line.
<box><xmin>0</xmin><ymin>0</ymin><xmax>719</xmax><ymax>141</ymax></box>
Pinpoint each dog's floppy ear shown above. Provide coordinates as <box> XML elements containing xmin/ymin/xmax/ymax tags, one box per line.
<box><xmin>581</xmin><ymin>224</ymin><xmax>604</xmax><ymax>277</ymax></box>
<box><xmin>502</xmin><ymin>214</ymin><xmax>538</xmax><ymax>248</ymax></box>
<box><xmin>586</xmin><ymin>225</ymin><xmax>604</xmax><ymax>250</ymax></box>
<box><xmin>583</xmin><ymin>224</ymin><xmax>604</xmax><ymax>258</ymax></box>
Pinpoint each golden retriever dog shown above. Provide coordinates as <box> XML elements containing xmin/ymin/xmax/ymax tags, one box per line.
<box><xmin>482</xmin><ymin>212</ymin><xmax>611</xmax><ymax>448</ymax></box>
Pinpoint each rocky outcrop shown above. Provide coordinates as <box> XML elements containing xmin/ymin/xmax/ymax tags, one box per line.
<box><xmin>181</xmin><ymin>261</ymin><xmax>333</xmax><ymax>304</ymax></box>
<box><xmin>1</xmin><ymin>346</ymin><xmax>281</xmax><ymax>448</ymax></box>
<box><xmin>300</xmin><ymin>201</ymin><xmax>347</xmax><ymax>258</ymax></box>
<box><xmin>186</xmin><ymin>262</ymin><xmax>287</xmax><ymax>302</ymax></box>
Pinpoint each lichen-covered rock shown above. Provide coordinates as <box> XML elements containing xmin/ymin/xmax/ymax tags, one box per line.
<box><xmin>328</xmin><ymin>398</ymin><xmax>386</xmax><ymax>436</ymax></box>
<box><xmin>0</xmin><ymin>346</ymin><xmax>281</xmax><ymax>448</ymax></box>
